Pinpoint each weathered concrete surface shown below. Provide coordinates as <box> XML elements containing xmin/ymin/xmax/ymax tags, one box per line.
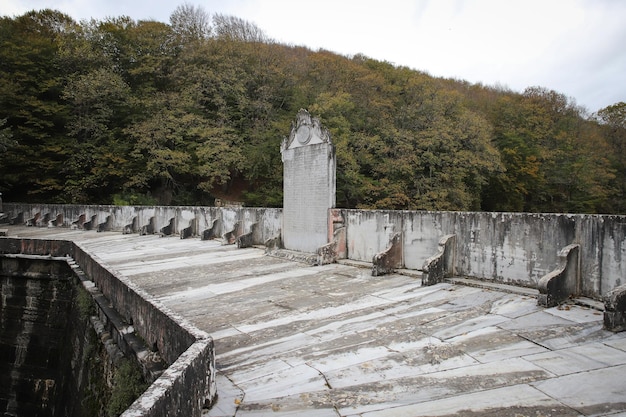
<box><xmin>4</xmin><ymin>226</ymin><xmax>626</xmax><ymax>417</ymax></box>
<box><xmin>6</xmin><ymin>205</ymin><xmax>626</xmax><ymax>300</ymax></box>
<box><xmin>0</xmin><ymin>258</ymin><xmax>76</xmax><ymax>416</ymax></box>
<box><xmin>344</xmin><ymin>210</ymin><xmax>626</xmax><ymax>299</ymax></box>
<box><xmin>2</xmin><ymin>203</ymin><xmax>282</xmax><ymax>246</ymax></box>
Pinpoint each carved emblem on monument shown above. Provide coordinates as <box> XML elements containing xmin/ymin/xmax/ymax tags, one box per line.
<box><xmin>295</xmin><ymin>124</ymin><xmax>312</xmax><ymax>145</ymax></box>
<box><xmin>281</xmin><ymin>109</ymin><xmax>331</xmax><ymax>153</ymax></box>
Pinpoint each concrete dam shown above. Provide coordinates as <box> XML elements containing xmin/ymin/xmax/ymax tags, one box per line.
<box><xmin>1</xmin><ymin>110</ymin><xmax>626</xmax><ymax>416</ymax></box>
<box><xmin>0</xmin><ymin>237</ymin><xmax>216</xmax><ymax>417</ymax></box>
<box><xmin>0</xmin><ymin>255</ymin><xmax>81</xmax><ymax>417</ymax></box>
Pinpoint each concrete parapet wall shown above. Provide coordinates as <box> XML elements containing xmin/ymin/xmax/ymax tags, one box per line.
<box><xmin>3</xmin><ymin>203</ymin><xmax>282</xmax><ymax>245</ymax></box>
<box><xmin>0</xmin><ymin>236</ymin><xmax>73</xmax><ymax>257</ymax></box>
<box><xmin>71</xmin><ymin>243</ymin><xmax>217</xmax><ymax>413</ymax></box>
<box><xmin>4</xmin><ymin>204</ymin><xmax>625</xmax><ymax>299</ymax></box>
<box><xmin>70</xmin><ymin>244</ymin><xmax>200</xmax><ymax>364</ymax></box>
<box><xmin>345</xmin><ymin>210</ymin><xmax>406</xmax><ymax>265</ymax></box>
<box><xmin>343</xmin><ymin>210</ymin><xmax>626</xmax><ymax>299</ymax></box>
<box><xmin>121</xmin><ymin>338</ymin><xmax>216</xmax><ymax>417</ymax></box>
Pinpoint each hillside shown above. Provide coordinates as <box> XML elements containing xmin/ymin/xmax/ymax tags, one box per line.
<box><xmin>1</xmin><ymin>8</ymin><xmax>625</xmax><ymax>213</ymax></box>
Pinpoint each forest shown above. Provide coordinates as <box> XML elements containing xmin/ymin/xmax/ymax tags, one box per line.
<box><xmin>1</xmin><ymin>6</ymin><xmax>625</xmax><ymax>214</ymax></box>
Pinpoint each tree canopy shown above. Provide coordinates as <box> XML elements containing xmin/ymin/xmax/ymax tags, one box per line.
<box><xmin>0</xmin><ymin>8</ymin><xmax>624</xmax><ymax>213</ymax></box>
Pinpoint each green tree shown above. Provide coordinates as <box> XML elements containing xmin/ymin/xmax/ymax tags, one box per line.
<box><xmin>125</xmin><ymin>94</ymin><xmax>196</xmax><ymax>204</ymax></box>
<box><xmin>0</xmin><ymin>118</ymin><xmax>14</xmax><ymax>152</ymax></box>
<box><xmin>61</xmin><ymin>68</ymin><xmax>132</xmax><ymax>202</ymax></box>
<box><xmin>213</xmin><ymin>13</ymin><xmax>268</xmax><ymax>42</ymax></box>
<box><xmin>596</xmin><ymin>102</ymin><xmax>626</xmax><ymax>213</ymax></box>
<box><xmin>0</xmin><ymin>9</ymin><xmax>622</xmax><ymax>212</ymax></box>
<box><xmin>0</xmin><ymin>10</ymin><xmax>74</xmax><ymax>201</ymax></box>
<box><xmin>482</xmin><ymin>94</ymin><xmax>546</xmax><ymax>211</ymax></box>
<box><xmin>170</xmin><ymin>3</ymin><xmax>211</xmax><ymax>42</ymax></box>
<box><xmin>484</xmin><ymin>88</ymin><xmax>615</xmax><ymax>213</ymax></box>
<box><xmin>125</xmin><ymin>20</ymin><xmax>176</xmax><ymax>94</ymax></box>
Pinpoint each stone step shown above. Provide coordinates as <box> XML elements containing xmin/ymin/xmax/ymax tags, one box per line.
<box><xmin>572</xmin><ymin>296</ymin><xmax>604</xmax><ymax>311</ymax></box>
<box><xmin>446</xmin><ymin>276</ymin><xmax>539</xmax><ymax>297</ymax></box>
<box><xmin>446</xmin><ymin>276</ymin><xmax>605</xmax><ymax>311</ymax></box>
<box><xmin>336</xmin><ymin>258</ymin><xmax>371</xmax><ymax>269</ymax></box>
<box><xmin>266</xmin><ymin>248</ymin><xmax>319</xmax><ymax>265</ymax></box>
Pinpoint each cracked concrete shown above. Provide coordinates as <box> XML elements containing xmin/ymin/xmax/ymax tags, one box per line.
<box><xmin>4</xmin><ymin>226</ymin><xmax>626</xmax><ymax>417</ymax></box>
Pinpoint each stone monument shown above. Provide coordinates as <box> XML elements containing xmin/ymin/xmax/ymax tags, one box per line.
<box><xmin>281</xmin><ymin>109</ymin><xmax>336</xmax><ymax>253</ymax></box>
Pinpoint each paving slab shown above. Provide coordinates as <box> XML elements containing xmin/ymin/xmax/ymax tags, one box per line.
<box><xmin>606</xmin><ymin>336</ymin><xmax>626</xmax><ymax>352</ymax></box>
<box><xmin>445</xmin><ymin>325</ymin><xmax>549</xmax><ymax>363</ymax></box>
<box><xmin>352</xmin><ymin>384</ymin><xmax>580</xmax><ymax>417</ymax></box>
<box><xmin>545</xmin><ymin>302</ymin><xmax>606</xmax><ymax>324</ymax></box>
<box><xmin>209</xmin><ymin>373</ymin><xmax>244</xmax><ymax>417</ymax></box>
<box><xmin>524</xmin><ymin>342</ymin><xmax>626</xmax><ymax>376</ymax></box>
<box><xmin>238</xmin><ymin>363</ymin><xmax>328</xmax><ymax>402</ymax></box>
<box><xmin>532</xmin><ymin>364</ymin><xmax>626</xmax><ymax>416</ymax></box>
<box><xmin>488</xmin><ymin>293</ymin><xmax>540</xmax><ymax>318</ymax></box>
<box><xmin>331</xmin><ymin>357</ymin><xmax>553</xmax><ymax>415</ymax></box>
<box><xmin>3</xmin><ymin>226</ymin><xmax>626</xmax><ymax>417</ymax></box>
<box><xmin>431</xmin><ymin>312</ymin><xmax>510</xmax><ymax>340</ymax></box>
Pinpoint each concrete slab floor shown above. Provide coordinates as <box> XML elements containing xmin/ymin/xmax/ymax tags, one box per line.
<box><xmin>4</xmin><ymin>226</ymin><xmax>626</xmax><ymax>417</ymax></box>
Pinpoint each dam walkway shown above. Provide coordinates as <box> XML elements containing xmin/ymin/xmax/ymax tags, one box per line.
<box><xmin>5</xmin><ymin>226</ymin><xmax>626</xmax><ymax>417</ymax></box>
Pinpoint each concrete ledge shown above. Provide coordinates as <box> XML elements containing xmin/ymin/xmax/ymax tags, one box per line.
<box><xmin>25</xmin><ymin>211</ymin><xmax>40</xmax><ymax>226</ymax></box>
<box><xmin>422</xmin><ymin>234</ymin><xmax>456</xmax><ymax>286</ymax></box>
<box><xmin>202</xmin><ymin>219</ymin><xmax>221</xmax><ymax>241</ymax></box>
<box><xmin>604</xmin><ymin>283</ymin><xmax>626</xmax><ymax>332</ymax></box>
<box><xmin>316</xmin><ymin>240</ymin><xmax>338</xmax><ymax>265</ymax></box>
<box><xmin>124</xmin><ymin>217</ymin><xmax>138</xmax><ymax>234</ymax></box>
<box><xmin>0</xmin><ymin>237</ymin><xmax>73</xmax><ymax>257</ymax></box>
<box><xmin>538</xmin><ymin>244</ymin><xmax>580</xmax><ymax>307</ymax></box>
<box><xmin>266</xmin><ymin>248</ymin><xmax>319</xmax><ymax>265</ymax></box>
<box><xmin>264</xmin><ymin>234</ymin><xmax>282</xmax><ymax>252</ymax></box>
<box><xmin>372</xmin><ymin>232</ymin><xmax>403</xmax><ymax>276</ymax></box>
<box><xmin>337</xmin><ymin>258</ymin><xmax>372</xmax><ymax>269</ymax></box>
<box><xmin>223</xmin><ymin>220</ymin><xmax>243</xmax><ymax>245</ymax></box>
<box><xmin>160</xmin><ymin>217</ymin><xmax>176</xmax><ymax>236</ymax></box>
<box><xmin>71</xmin><ymin>213</ymin><xmax>86</xmax><ymax>229</ymax></box>
<box><xmin>316</xmin><ymin>210</ymin><xmax>347</xmax><ymax>265</ymax></box>
<box><xmin>73</xmin><ymin>245</ymin><xmax>218</xmax><ymax>414</ymax></box>
<box><xmin>51</xmin><ymin>213</ymin><xmax>63</xmax><ymax>227</ymax></box>
<box><xmin>140</xmin><ymin>217</ymin><xmax>156</xmax><ymax>235</ymax></box>
<box><xmin>9</xmin><ymin>211</ymin><xmax>24</xmax><ymax>225</ymax></box>
<box><xmin>83</xmin><ymin>214</ymin><xmax>98</xmax><ymax>231</ymax></box>
<box><xmin>97</xmin><ymin>215</ymin><xmax>113</xmax><ymax>232</ymax></box>
<box><xmin>180</xmin><ymin>218</ymin><xmax>197</xmax><ymax>239</ymax></box>
<box><xmin>447</xmin><ymin>276</ymin><xmax>539</xmax><ymax>297</ymax></box>
<box><xmin>237</xmin><ymin>222</ymin><xmax>259</xmax><ymax>248</ymax></box>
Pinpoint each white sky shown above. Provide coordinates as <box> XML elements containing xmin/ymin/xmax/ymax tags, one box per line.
<box><xmin>2</xmin><ymin>0</ymin><xmax>625</xmax><ymax>113</ymax></box>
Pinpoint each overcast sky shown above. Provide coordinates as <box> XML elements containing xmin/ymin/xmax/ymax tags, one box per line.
<box><xmin>2</xmin><ymin>0</ymin><xmax>625</xmax><ymax>114</ymax></box>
